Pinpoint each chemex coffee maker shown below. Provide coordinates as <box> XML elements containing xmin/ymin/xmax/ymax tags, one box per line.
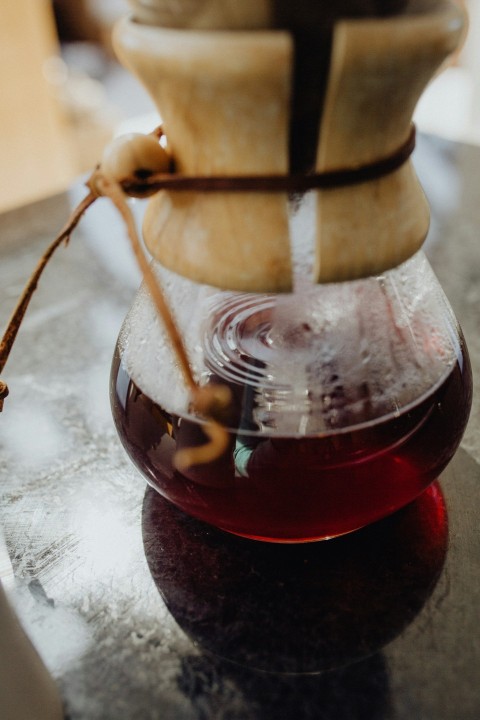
<box><xmin>109</xmin><ymin>0</ymin><xmax>472</xmax><ymax>542</ymax></box>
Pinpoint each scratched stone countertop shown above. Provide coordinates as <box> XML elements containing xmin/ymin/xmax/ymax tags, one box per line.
<box><xmin>0</xmin><ymin>135</ymin><xmax>479</xmax><ymax>720</ymax></box>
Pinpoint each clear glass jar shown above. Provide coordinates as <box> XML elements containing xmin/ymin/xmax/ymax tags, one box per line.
<box><xmin>111</xmin><ymin>248</ymin><xmax>472</xmax><ymax>542</ymax></box>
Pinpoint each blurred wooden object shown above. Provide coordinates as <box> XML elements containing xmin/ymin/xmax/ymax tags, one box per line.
<box><xmin>127</xmin><ymin>0</ymin><xmax>271</xmax><ymax>29</ymax></box>
<box><xmin>115</xmin><ymin>21</ymin><xmax>294</xmax><ymax>293</ymax></box>
<box><xmin>115</xmin><ymin>2</ymin><xmax>466</xmax><ymax>290</ymax></box>
<box><xmin>315</xmin><ymin>1</ymin><xmax>467</xmax><ymax>282</ymax></box>
<box><xmin>126</xmin><ymin>0</ymin><xmax>447</xmax><ymax>30</ymax></box>
<box><xmin>0</xmin><ymin>0</ymin><xmax>73</xmax><ymax>212</ymax></box>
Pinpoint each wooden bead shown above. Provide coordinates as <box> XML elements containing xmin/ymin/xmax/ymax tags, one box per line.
<box><xmin>100</xmin><ymin>132</ymin><xmax>170</xmax><ymax>182</ymax></box>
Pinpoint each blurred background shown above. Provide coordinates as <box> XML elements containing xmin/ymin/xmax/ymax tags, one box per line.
<box><xmin>0</xmin><ymin>0</ymin><xmax>478</xmax><ymax>213</ymax></box>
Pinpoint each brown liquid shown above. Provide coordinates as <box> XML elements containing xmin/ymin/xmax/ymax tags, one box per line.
<box><xmin>111</xmin><ymin>348</ymin><xmax>471</xmax><ymax>542</ymax></box>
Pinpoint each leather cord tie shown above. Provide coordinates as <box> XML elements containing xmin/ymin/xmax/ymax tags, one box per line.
<box><xmin>123</xmin><ymin>124</ymin><xmax>416</xmax><ymax>196</ymax></box>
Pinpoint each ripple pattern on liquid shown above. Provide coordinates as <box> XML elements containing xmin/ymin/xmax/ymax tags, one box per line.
<box><xmin>202</xmin><ymin>294</ymin><xmax>281</xmax><ymax>389</ymax></box>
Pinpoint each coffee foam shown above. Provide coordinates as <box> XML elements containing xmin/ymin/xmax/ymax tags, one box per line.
<box><xmin>118</xmin><ymin>251</ymin><xmax>458</xmax><ymax>436</ymax></box>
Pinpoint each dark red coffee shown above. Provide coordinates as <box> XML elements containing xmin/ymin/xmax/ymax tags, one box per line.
<box><xmin>111</xmin><ymin>346</ymin><xmax>471</xmax><ymax>542</ymax></box>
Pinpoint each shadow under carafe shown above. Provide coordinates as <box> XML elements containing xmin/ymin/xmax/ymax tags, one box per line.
<box><xmin>142</xmin><ymin>482</ymin><xmax>448</xmax><ymax>674</ymax></box>
<box><xmin>177</xmin><ymin>650</ymin><xmax>391</xmax><ymax>720</ymax></box>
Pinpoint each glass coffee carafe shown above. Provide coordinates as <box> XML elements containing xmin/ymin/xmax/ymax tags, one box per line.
<box><xmin>110</xmin><ymin>0</ymin><xmax>472</xmax><ymax>542</ymax></box>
